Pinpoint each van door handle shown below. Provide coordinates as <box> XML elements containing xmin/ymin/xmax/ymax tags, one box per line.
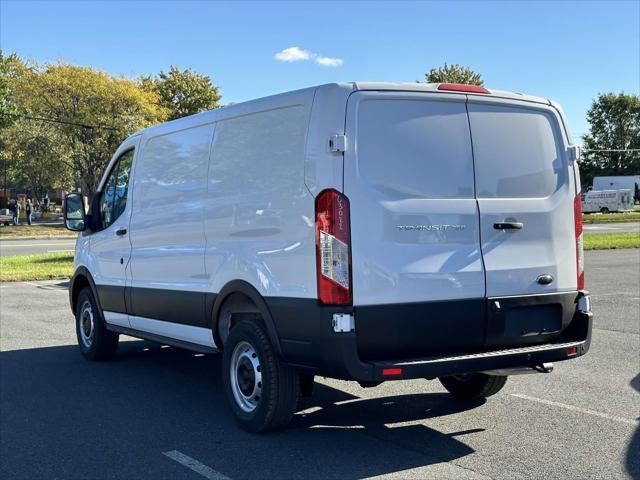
<box><xmin>116</xmin><ymin>228</ymin><xmax>127</xmax><ymax>236</ymax></box>
<box><xmin>493</xmin><ymin>222</ymin><xmax>523</xmax><ymax>230</ymax></box>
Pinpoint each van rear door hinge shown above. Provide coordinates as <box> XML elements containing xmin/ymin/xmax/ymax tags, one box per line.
<box><xmin>329</xmin><ymin>134</ymin><xmax>347</xmax><ymax>153</ymax></box>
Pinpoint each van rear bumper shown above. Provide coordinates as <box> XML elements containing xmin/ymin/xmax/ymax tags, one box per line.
<box><xmin>270</xmin><ymin>292</ymin><xmax>592</xmax><ymax>382</ymax></box>
<box><xmin>326</xmin><ymin>315</ymin><xmax>591</xmax><ymax>382</ymax></box>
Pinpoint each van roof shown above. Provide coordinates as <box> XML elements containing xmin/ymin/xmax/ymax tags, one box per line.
<box><xmin>128</xmin><ymin>82</ymin><xmax>553</xmax><ymax>141</ymax></box>
<box><xmin>352</xmin><ymin>82</ymin><xmax>550</xmax><ymax>105</ymax></box>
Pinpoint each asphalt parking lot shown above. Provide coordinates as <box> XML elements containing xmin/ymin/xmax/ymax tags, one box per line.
<box><xmin>1</xmin><ymin>250</ymin><xmax>638</xmax><ymax>480</ymax></box>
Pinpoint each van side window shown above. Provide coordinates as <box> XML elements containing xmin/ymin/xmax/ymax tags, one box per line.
<box><xmin>100</xmin><ymin>149</ymin><xmax>134</xmax><ymax>229</ymax></box>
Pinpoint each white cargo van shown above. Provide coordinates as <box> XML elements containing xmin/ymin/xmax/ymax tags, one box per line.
<box><xmin>582</xmin><ymin>189</ymin><xmax>634</xmax><ymax>213</ymax></box>
<box><xmin>64</xmin><ymin>82</ymin><xmax>593</xmax><ymax>432</ymax></box>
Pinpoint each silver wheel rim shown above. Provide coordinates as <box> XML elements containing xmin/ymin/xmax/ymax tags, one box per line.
<box><xmin>229</xmin><ymin>340</ymin><xmax>262</xmax><ymax>413</ymax></box>
<box><xmin>79</xmin><ymin>300</ymin><xmax>95</xmax><ymax>348</ymax></box>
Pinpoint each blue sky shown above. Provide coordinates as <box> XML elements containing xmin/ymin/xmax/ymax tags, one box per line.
<box><xmin>1</xmin><ymin>0</ymin><xmax>638</xmax><ymax>142</ymax></box>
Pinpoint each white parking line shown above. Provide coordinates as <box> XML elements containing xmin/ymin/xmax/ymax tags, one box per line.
<box><xmin>163</xmin><ymin>450</ymin><xmax>232</xmax><ymax>480</ymax></box>
<box><xmin>509</xmin><ymin>393</ymin><xmax>637</xmax><ymax>426</ymax></box>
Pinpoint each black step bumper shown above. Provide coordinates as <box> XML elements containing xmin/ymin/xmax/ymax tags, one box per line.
<box><xmin>320</xmin><ymin>310</ymin><xmax>591</xmax><ymax>382</ymax></box>
<box><xmin>270</xmin><ymin>292</ymin><xmax>592</xmax><ymax>382</ymax></box>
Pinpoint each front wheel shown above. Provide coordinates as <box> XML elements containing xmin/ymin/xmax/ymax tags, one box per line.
<box><xmin>600</xmin><ymin>207</ymin><xmax>610</xmax><ymax>214</ymax></box>
<box><xmin>75</xmin><ymin>287</ymin><xmax>119</xmax><ymax>361</ymax></box>
<box><xmin>222</xmin><ymin>320</ymin><xmax>299</xmax><ymax>433</ymax></box>
<box><xmin>439</xmin><ymin>373</ymin><xmax>507</xmax><ymax>399</ymax></box>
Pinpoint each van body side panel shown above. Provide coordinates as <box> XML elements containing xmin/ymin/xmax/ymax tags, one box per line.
<box><xmin>468</xmin><ymin>98</ymin><xmax>577</xmax><ymax>297</ymax></box>
<box><xmin>344</xmin><ymin>92</ymin><xmax>486</xmax><ymax>358</ymax></box>
<box><xmin>128</xmin><ymin>123</ymin><xmax>214</xmax><ymax>328</ymax></box>
<box><xmin>205</xmin><ymin>98</ymin><xmax>317</xmax><ymax>301</ymax></box>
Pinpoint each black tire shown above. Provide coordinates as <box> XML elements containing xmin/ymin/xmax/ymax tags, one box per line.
<box><xmin>75</xmin><ymin>287</ymin><xmax>119</xmax><ymax>361</ymax></box>
<box><xmin>601</xmin><ymin>207</ymin><xmax>610</xmax><ymax>214</ymax></box>
<box><xmin>222</xmin><ymin>320</ymin><xmax>299</xmax><ymax>433</ymax></box>
<box><xmin>439</xmin><ymin>373</ymin><xmax>507</xmax><ymax>399</ymax></box>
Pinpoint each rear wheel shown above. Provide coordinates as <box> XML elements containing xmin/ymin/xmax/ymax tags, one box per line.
<box><xmin>600</xmin><ymin>207</ymin><xmax>610</xmax><ymax>214</ymax></box>
<box><xmin>222</xmin><ymin>320</ymin><xmax>299</xmax><ymax>433</ymax></box>
<box><xmin>439</xmin><ymin>373</ymin><xmax>507</xmax><ymax>399</ymax></box>
<box><xmin>75</xmin><ymin>287</ymin><xmax>119</xmax><ymax>361</ymax></box>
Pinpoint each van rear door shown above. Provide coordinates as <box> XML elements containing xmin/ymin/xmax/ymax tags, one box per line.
<box><xmin>468</xmin><ymin>98</ymin><xmax>578</xmax><ymax>347</ymax></box>
<box><xmin>344</xmin><ymin>91</ymin><xmax>486</xmax><ymax>359</ymax></box>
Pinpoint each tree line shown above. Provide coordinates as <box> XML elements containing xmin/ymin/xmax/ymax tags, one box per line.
<box><xmin>0</xmin><ymin>52</ymin><xmax>220</xmax><ymax>200</ymax></box>
<box><xmin>0</xmin><ymin>55</ymin><xmax>637</xmax><ymax>203</ymax></box>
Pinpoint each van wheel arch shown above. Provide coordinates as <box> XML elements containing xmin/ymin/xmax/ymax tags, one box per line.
<box><xmin>70</xmin><ymin>267</ymin><xmax>103</xmax><ymax>314</ymax></box>
<box><xmin>211</xmin><ymin>280</ymin><xmax>282</xmax><ymax>355</ymax></box>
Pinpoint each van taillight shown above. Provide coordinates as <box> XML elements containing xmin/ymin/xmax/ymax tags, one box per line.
<box><xmin>574</xmin><ymin>194</ymin><xmax>585</xmax><ymax>290</ymax></box>
<box><xmin>315</xmin><ymin>189</ymin><xmax>352</xmax><ymax>305</ymax></box>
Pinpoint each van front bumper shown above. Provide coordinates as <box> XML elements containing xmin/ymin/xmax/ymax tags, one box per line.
<box><xmin>270</xmin><ymin>292</ymin><xmax>592</xmax><ymax>382</ymax></box>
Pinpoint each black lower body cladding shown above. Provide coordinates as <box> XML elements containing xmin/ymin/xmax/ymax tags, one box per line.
<box><xmin>80</xmin><ymin>272</ymin><xmax>591</xmax><ymax>381</ymax></box>
<box><xmin>93</xmin><ymin>284</ymin><xmax>210</xmax><ymax>327</ymax></box>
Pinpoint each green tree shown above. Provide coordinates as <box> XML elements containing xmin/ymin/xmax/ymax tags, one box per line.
<box><xmin>0</xmin><ymin>51</ymin><xmax>29</xmax><ymax>127</ymax></box>
<box><xmin>581</xmin><ymin>92</ymin><xmax>640</xmax><ymax>189</ymax></box>
<box><xmin>141</xmin><ymin>66</ymin><xmax>221</xmax><ymax>121</ymax></box>
<box><xmin>0</xmin><ymin>51</ymin><xmax>30</xmax><ymax>205</ymax></box>
<box><xmin>424</xmin><ymin>63</ymin><xmax>484</xmax><ymax>86</ymax></box>
<box><xmin>3</xmin><ymin>119</ymin><xmax>73</xmax><ymax>200</ymax></box>
<box><xmin>15</xmin><ymin>63</ymin><xmax>166</xmax><ymax>196</ymax></box>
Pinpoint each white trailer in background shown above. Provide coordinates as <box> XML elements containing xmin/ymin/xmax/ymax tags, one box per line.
<box><xmin>582</xmin><ymin>189</ymin><xmax>634</xmax><ymax>213</ymax></box>
<box><xmin>592</xmin><ymin>175</ymin><xmax>640</xmax><ymax>198</ymax></box>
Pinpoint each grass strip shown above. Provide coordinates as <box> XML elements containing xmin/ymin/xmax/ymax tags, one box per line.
<box><xmin>584</xmin><ymin>232</ymin><xmax>640</xmax><ymax>250</ymax></box>
<box><xmin>0</xmin><ymin>224</ymin><xmax>76</xmax><ymax>238</ymax></box>
<box><xmin>582</xmin><ymin>212</ymin><xmax>640</xmax><ymax>224</ymax></box>
<box><xmin>0</xmin><ymin>252</ymin><xmax>74</xmax><ymax>282</ymax></box>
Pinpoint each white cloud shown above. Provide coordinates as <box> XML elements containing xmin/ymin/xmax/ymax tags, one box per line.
<box><xmin>274</xmin><ymin>46</ymin><xmax>344</xmax><ymax>67</ymax></box>
<box><xmin>315</xmin><ymin>56</ymin><xmax>344</xmax><ymax>67</ymax></box>
<box><xmin>274</xmin><ymin>47</ymin><xmax>311</xmax><ymax>62</ymax></box>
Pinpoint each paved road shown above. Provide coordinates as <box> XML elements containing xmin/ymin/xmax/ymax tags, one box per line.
<box><xmin>584</xmin><ymin>221</ymin><xmax>640</xmax><ymax>234</ymax></box>
<box><xmin>1</xmin><ymin>250</ymin><xmax>638</xmax><ymax>479</ymax></box>
<box><xmin>0</xmin><ymin>237</ymin><xmax>76</xmax><ymax>256</ymax></box>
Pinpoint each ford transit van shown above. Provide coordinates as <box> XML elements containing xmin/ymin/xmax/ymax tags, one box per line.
<box><xmin>64</xmin><ymin>82</ymin><xmax>593</xmax><ymax>432</ymax></box>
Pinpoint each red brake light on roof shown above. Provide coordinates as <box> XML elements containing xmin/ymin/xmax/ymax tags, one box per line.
<box><xmin>437</xmin><ymin>83</ymin><xmax>490</xmax><ymax>94</ymax></box>
<box><xmin>574</xmin><ymin>194</ymin><xmax>585</xmax><ymax>290</ymax></box>
<box><xmin>315</xmin><ymin>189</ymin><xmax>352</xmax><ymax>305</ymax></box>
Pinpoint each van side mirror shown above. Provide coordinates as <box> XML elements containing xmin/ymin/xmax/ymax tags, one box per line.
<box><xmin>568</xmin><ymin>145</ymin><xmax>581</xmax><ymax>163</ymax></box>
<box><xmin>64</xmin><ymin>193</ymin><xmax>86</xmax><ymax>231</ymax></box>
